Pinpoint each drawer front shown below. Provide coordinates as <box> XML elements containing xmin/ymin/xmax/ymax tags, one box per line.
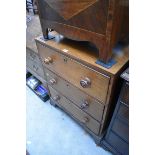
<box><xmin>112</xmin><ymin>118</ymin><xmax>129</xmax><ymax>142</ymax></box>
<box><xmin>26</xmin><ymin>58</ymin><xmax>45</xmax><ymax>79</ymax></box>
<box><xmin>45</xmin><ymin>68</ymin><xmax>104</xmax><ymax>122</ymax></box>
<box><xmin>49</xmin><ymin>86</ymin><xmax>101</xmax><ymax>135</ymax></box>
<box><xmin>37</xmin><ymin>42</ymin><xmax>110</xmax><ymax>104</ymax></box>
<box><xmin>106</xmin><ymin>132</ymin><xmax>129</xmax><ymax>155</ymax></box>
<box><xmin>120</xmin><ymin>82</ymin><xmax>129</xmax><ymax>105</ymax></box>
<box><xmin>118</xmin><ymin>103</ymin><xmax>129</xmax><ymax>121</ymax></box>
<box><xmin>26</xmin><ymin>48</ymin><xmax>40</xmax><ymax>64</ymax></box>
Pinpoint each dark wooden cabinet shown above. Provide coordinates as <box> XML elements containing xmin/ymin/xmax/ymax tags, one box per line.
<box><xmin>36</xmin><ymin>0</ymin><xmax>129</xmax><ymax>62</ymax></box>
<box><xmin>101</xmin><ymin>68</ymin><xmax>129</xmax><ymax>155</ymax></box>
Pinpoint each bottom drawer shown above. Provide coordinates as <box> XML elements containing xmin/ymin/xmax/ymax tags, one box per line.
<box><xmin>49</xmin><ymin>86</ymin><xmax>101</xmax><ymax>135</ymax></box>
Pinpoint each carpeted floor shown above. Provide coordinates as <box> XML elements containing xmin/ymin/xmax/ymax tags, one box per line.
<box><xmin>26</xmin><ymin>86</ymin><xmax>111</xmax><ymax>155</ymax></box>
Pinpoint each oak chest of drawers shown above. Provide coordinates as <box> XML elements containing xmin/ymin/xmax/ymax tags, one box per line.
<box><xmin>35</xmin><ymin>34</ymin><xmax>129</xmax><ymax>143</ymax></box>
<box><xmin>37</xmin><ymin>0</ymin><xmax>129</xmax><ymax>62</ymax></box>
<box><xmin>101</xmin><ymin>68</ymin><xmax>129</xmax><ymax>154</ymax></box>
<box><xmin>26</xmin><ymin>14</ymin><xmax>47</xmax><ymax>87</ymax></box>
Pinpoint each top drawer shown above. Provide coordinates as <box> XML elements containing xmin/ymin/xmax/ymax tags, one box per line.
<box><xmin>37</xmin><ymin>42</ymin><xmax>110</xmax><ymax>104</ymax></box>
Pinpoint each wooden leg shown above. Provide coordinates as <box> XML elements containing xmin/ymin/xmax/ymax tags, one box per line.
<box><xmin>97</xmin><ymin>42</ymin><xmax>112</xmax><ymax>63</ymax></box>
<box><xmin>50</xmin><ymin>98</ymin><xmax>57</xmax><ymax>107</ymax></box>
<box><xmin>91</xmin><ymin>38</ymin><xmax>111</xmax><ymax>63</ymax></box>
<box><xmin>42</xmin><ymin>27</ymin><xmax>49</xmax><ymax>39</ymax></box>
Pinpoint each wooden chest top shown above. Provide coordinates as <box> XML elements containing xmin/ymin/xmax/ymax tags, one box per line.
<box><xmin>36</xmin><ymin>34</ymin><xmax>129</xmax><ymax>76</ymax></box>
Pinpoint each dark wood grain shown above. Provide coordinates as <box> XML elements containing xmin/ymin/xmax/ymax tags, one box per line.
<box><xmin>36</xmin><ymin>0</ymin><xmax>129</xmax><ymax>62</ymax></box>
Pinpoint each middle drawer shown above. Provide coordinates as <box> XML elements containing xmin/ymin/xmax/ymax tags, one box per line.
<box><xmin>45</xmin><ymin>68</ymin><xmax>105</xmax><ymax>122</ymax></box>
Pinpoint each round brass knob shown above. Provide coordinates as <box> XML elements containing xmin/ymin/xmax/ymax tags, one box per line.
<box><xmin>50</xmin><ymin>78</ymin><xmax>56</xmax><ymax>85</ymax></box>
<box><xmin>53</xmin><ymin>95</ymin><xmax>60</xmax><ymax>101</ymax></box>
<box><xmin>81</xmin><ymin>117</ymin><xmax>89</xmax><ymax>124</ymax></box>
<box><xmin>80</xmin><ymin>77</ymin><xmax>91</xmax><ymax>88</ymax></box>
<box><xmin>80</xmin><ymin>101</ymin><xmax>89</xmax><ymax>109</ymax></box>
<box><xmin>44</xmin><ymin>57</ymin><xmax>53</xmax><ymax>64</ymax></box>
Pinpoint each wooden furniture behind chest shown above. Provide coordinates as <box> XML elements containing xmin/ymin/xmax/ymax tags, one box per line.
<box><xmin>101</xmin><ymin>68</ymin><xmax>129</xmax><ymax>154</ymax></box>
<box><xmin>26</xmin><ymin>14</ymin><xmax>47</xmax><ymax>87</ymax></box>
<box><xmin>35</xmin><ymin>34</ymin><xmax>129</xmax><ymax>142</ymax></box>
<box><xmin>36</xmin><ymin>0</ymin><xmax>129</xmax><ymax>63</ymax></box>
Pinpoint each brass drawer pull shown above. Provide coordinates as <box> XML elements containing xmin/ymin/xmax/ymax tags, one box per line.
<box><xmin>44</xmin><ymin>57</ymin><xmax>53</xmax><ymax>64</ymax></box>
<box><xmin>50</xmin><ymin>78</ymin><xmax>57</xmax><ymax>85</ymax></box>
<box><xmin>80</xmin><ymin>101</ymin><xmax>89</xmax><ymax>109</ymax></box>
<box><xmin>53</xmin><ymin>95</ymin><xmax>60</xmax><ymax>101</ymax></box>
<box><xmin>81</xmin><ymin>117</ymin><xmax>89</xmax><ymax>124</ymax></box>
<box><xmin>80</xmin><ymin>77</ymin><xmax>91</xmax><ymax>88</ymax></box>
